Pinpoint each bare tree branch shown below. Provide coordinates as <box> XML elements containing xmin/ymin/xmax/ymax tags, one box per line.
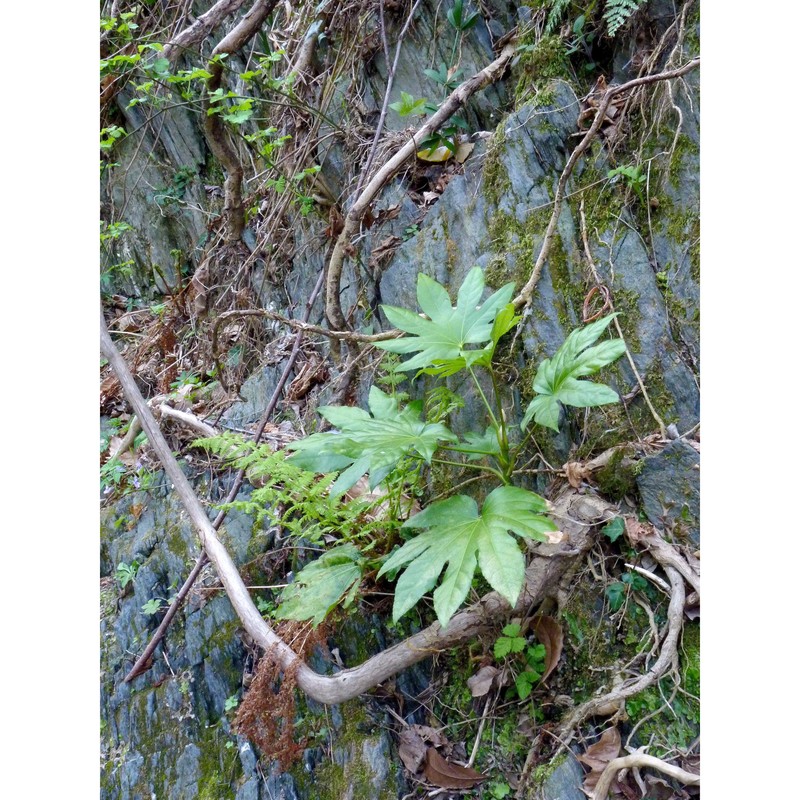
<box><xmin>162</xmin><ymin>0</ymin><xmax>250</xmax><ymax>63</ymax></box>
<box><xmin>325</xmin><ymin>43</ymin><xmax>516</xmax><ymax>332</ymax></box>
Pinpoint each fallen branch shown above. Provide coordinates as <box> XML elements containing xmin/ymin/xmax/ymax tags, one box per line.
<box><xmin>157</xmin><ymin>404</ymin><xmax>218</xmax><ymax>438</ymax></box>
<box><xmin>325</xmin><ymin>42</ymin><xmax>516</xmax><ymax>332</ymax></box>
<box><xmin>109</xmin><ymin>414</ymin><xmax>142</xmax><ymax>460</ymax></box>
<box><xmin>512</xmin><ymin>58</ymin><xmax>700</xmax><ymax>310</ymax></box>
<box><xmin>591</xmin><ymin>751</ymin><xmax>699</xmax><ymax>800</ymax></box>
<box><xmin>122</xmin><ymin>269</ymin><xmax>326</xmax><ymax>682</ymax></box>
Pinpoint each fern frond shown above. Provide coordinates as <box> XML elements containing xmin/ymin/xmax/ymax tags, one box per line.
<box><xmin>192</xmin><ymin>432</ymin><xmax>402</xmax><ymax>547</ymax></box>
<box><xmin>603</xmin><ymin>0</ymin><xmax>645</xmax><ymax>37</ymax></box>
<box><xmin>544</xmin><ymin>0</ymin><xmax>572</xmax><ymax>36</ymax></box>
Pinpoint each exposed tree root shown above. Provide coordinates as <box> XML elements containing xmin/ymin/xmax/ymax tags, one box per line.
<box><xmin>202</xmin><ymin>1</ymin><xmax>281</xmax><ymax>242</ymax></box>
<box><xmin>162</xmin><ymin>0</ymin><xmax>250</xmax><ymax>63</ymax></box>
<box><xmin>558</xmin><ymin>558</ymin><xmax>687</xmax><ymax>744</ymax></box>
<box><xmin>591</xmin><ymin>751</ymin><xmax>699</xmax><ymax>800</ymax></box>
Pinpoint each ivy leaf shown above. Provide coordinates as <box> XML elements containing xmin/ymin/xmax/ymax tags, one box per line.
<box><xmin>606</xmin><ymin>581</ymin><xmax>625</xmax><ymax>611</ymax></box>
<box><xmin>522</xmin><ymin>314</ymin><xmax>627</xmax><ymax>431</ymax></box>
<box><xmin>375</xmin><ymin>268</ymin><xmax>515</xmax><ymax>374</ymax></box>
<box><xmin>287</xmin><ymin>386</ymin><xmax>457</xmax><ymax>497</ymax></box>
<box><xmin>602</xmin><ymin>517</ymin><xmax>625</xmax><ymax>542</ymax></box>
<box><xmin>276</xmin><ymin>544</ymin><xmax>364</xmax><ymax>626</ymax></box>
<box><xmin>378</xmin><ymin>486</ymin><xmax>557</xmax><ymax>627</ymax></box>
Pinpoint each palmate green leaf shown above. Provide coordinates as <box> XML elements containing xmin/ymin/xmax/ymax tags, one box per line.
<box><xmin>522</xmin><ymin>314</ymin><xmax>627</xmax><ymax>431</ymax></box>
<box><xmin>452</xmin><ymin>425</ymin><xmax>502</xmax><ymax>460</ymax></box>
<box><xmin>375</xmin><ymin>268</ymin><xmax>515</xmax><ymax>373</ymax></box>
<box><xmin>378</xmin><ymin>486</ymin><xmax>556</xmax><ymax>627</ymax></box>
<box><xmin>287</xmin><ymin>386</ymin><xmax>456</xmax><ymax>497</ymax></box>
<box><xmin>276</xmin><ymin>544</ymin><xmax>364</xmax><ymax>626</ymax></box>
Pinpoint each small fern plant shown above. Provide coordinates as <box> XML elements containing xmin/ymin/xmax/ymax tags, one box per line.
<box><xmin>604</xmin><ymin>0</ymin><xmax>646</xmax><ymax>37</ymax></box>
<box><xmin>199</xmin><ymin>269</ymin><xmax>626</xmax><ymax>628</ymax></box>
<box><xmin>192</xmin><ymin>434</ymin><xmax>405</xmax><ymax>548</ymax></box>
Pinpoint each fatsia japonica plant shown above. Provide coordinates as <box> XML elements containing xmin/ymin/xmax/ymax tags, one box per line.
<box><xmin>260</xmin><ymin>268</ymin><xmax>625</xmax><ymax>628</ymax></box>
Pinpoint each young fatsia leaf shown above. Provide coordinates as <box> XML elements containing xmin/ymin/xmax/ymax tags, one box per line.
<box><xmin>276</xmin><ymin>544</ymin><xmax>364</xmax><ymax>626</ymax></box>
<box><xmin>522</xmin><ymin>314</ymin><xmax>626</xmax><ymax>431</ymax></box>
<box><xmin>287</xmin><ymin>386</ymin><xmax>457</xmax><ymax>497</ymax></box>
<box><xmin>378</xmin><ymin>486</ymin><xmax>557</xmax><ymax>627</ymax></box>
<box><xmin>374</xmin><ymin>268</ymin><xmax>515</xmax><ymax>373</ymax></box>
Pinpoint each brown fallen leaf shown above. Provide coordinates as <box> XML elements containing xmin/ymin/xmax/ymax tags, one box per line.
<box><xmin>467</xmin><ymin>665</ymin><xmax>499</xmax><ymax>697</ymax></box>
<box><xmin>622</xmin><ymin>516</ymin><xmax>652</xmax><ymax>545</ymax></box>
<box><xmin>532</xmin><ymin>616</ymin><xmax>563</xmax><ymax>684</ymax></box>
<box><xmin>564</xmin><ymin>461</ymin><xmax>589</xmax><ymax>489</ymax></box>
<box><xmin>398</xmin><ymin>725</ymin><xmax>448</xmax><ymax>775</ymax></box>
<box><xmin>368</xmin><ymin>235</ymin><xmax>402</xmax><ymax>272</ymax></box>
<box><xmin>373</xmin><ymin>203</ymin><xmax>401</xmax><ymax>225</ymax></box>
<box><xmin>577</xmin><ymin>727</ymin><xmax>621</xmax><ymax>794</ymax></box>
<box><xmin>454</xmin><ymin>140</ymin><xmax>475</xmax><ymax>163</ymax></box>
<box><xmin>325</xmin><ymin>205</ymin><xmax>344</xmax><ymax>237</ymax></box>
<box><xmin>398</xmin><ymin>728</ymin><xmax>427</xmax><ymax>775</ymax></box>
<box><xmin>424</xmin><ymin>747</ymin><xmax>486</xmax><ymax>789</ymax></box>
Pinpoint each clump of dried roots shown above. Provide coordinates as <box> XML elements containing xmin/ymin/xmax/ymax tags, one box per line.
<box><xmin>233</xmin><ymin>620</ymin><xmax>329</xmax><ymax>769</ymax></box>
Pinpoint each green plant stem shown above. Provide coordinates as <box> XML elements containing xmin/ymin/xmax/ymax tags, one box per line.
<box><xmin>428</xmin><ymin>456</ymin><xmax>505</xmax><ymax>483</ymax></box>
<box><xmin>488</xmin><ymin>368</ymin><xmax>513</xmax><ymax>476</ymax></box>
<box><xmin>442</xmin><ymin>444</ymin><xmax>497</xmax><ymax>458</ymax></box>
<box><xmin>509</xmin><ymin>422</ymin><xmax>539</xmax><ymax>473</ymax></box>
<box><xmin>468</xmin><ymin>366</ymin><xmax>500</xmax><ymax>430</ymax></box>
<box><xmin>449</xmin><ymin>34</ymin><xmax>460</xmax><ymax>70</ymax></box>
<box><xmin>468</xmin><ymin>365</ymin><xmax>513</xmax><ymax>479</ymax></box>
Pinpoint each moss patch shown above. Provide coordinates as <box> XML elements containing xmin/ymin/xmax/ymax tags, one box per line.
<box><xmin>291</xmin><ymin>701</ymin><xmax>397</xmax><ymax>800</ymax></box>
<box><xmin>594</xmin><ymin>448</ymin><xmax>642</xmax><ymax>502</ymax></box>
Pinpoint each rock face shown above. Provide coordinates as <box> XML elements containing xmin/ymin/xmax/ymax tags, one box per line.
<box><xmin>637</xmin><ymin>439</ymin><xmax>701</xmax><ymax>546</ymax></box>
<box><xmin>101</xmin><ymin>1</ymin><xmax>699</xmax><ymax>797</ymax></box>
<box><xmin>101</xmin><ymin>481</ymin><xmax>403</xmax><ymax>800</ymax></box>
